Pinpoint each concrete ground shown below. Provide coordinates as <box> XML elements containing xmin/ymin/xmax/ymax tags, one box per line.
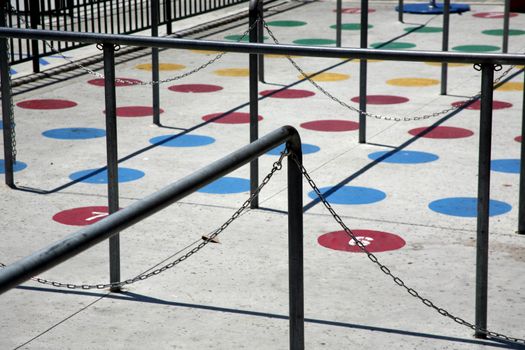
<box><xmin>1</xmin><ymin>0</ymin><xmax>525</xmax><ymax>349</ymax></box>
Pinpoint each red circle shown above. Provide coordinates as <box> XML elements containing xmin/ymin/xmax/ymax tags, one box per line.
<box><xmin>168</xmin><ymin>84</ymin><xmax>223</xmax><ymax>93</ymax></box>
<box><xmin>53</xmin><ymin>206</ymin><xmax>119</xmax><ymax>226</ymax></box>
<box><xmin>451</xmin><ymin>100</ymin><xmax>513</xmax><ymax>110</ymax></box>
<box><xmin>17</xmin><ymin>99</ymin><xmax>77</xmax><ymax>110</ymax></box>
<box><xmin>300</xmin><ymin>119</ymin><xmax>359</xmax><ymax>132</ymax></box>
<box><xmin>202</xmin><ymin>112</ymin><xmax>263</xmax><ymax>124</ymax></box>
<box><xmin>337</xmin><ymin>7</ymin><xmax>376</xmax><ymax>14</ymax></box>
<box><xmin>408</xmin><ymin>126</ymin><xmax>474</xmax><ymax>139</ymax></box>
<box><xmin>318</xmin><ymin>229</ymin><xmax>406</xmax><ymax>253</ymax></box>
<box><xmin>110</xmin><ymin>106</ymin><xmax>164</xmax><ymax>117</ymax></box>
<box><xmin>473</xmin><ymin>12</ymin><xmax>518</xmax><ymax>19</ymax></box>
<box><xmin>350</xmin><ymin>95</ymin><xmax>409</xmax><ymax>105</ymax></box>
<box><xmin>88</xmin><ymin>78</ymin><xmax>142</xmax><ymax>87</ymax></box>
<box><xmin>516</xmin><ymin>135</ymin><xmax>522</xmax><ymax>143</ymax></box>
<box><xmin>260</xmin><ymin>89</ymin><xmax>315</xmax><ymax>99</ymax></box>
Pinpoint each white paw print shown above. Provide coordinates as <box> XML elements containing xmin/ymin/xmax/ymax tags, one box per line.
<box><xmin>349</xmin><ymin>236</ymin><xmax>374</xmax><ymax>247</ymax></box>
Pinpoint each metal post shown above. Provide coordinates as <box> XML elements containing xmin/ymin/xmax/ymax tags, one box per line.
<box><xmin>358</xmin><ymin>0</ymin><xmax>368</xmax><ymax>144</ymax></box>
<box><xmin>336</xmin><ymin>0</ymin><xmax>342</xmax><ymax>47</ymax></box>
<box><xmin>475</xmin><ymin>63</ymin><xmax>494</xmax><ymax>338</ymax></box>
<box><xmin>152</xmin><ymin>0</ymin><xmax>160</xmax><ymax>125</ymax></box>
<box><xmin>249</xmin><ymin>0</ymin><xmax>259</xmax><ymax>209</ymax></box>
<box><xmin>430</xmin><ymin>0</ymin><xmax>437</xmax><ymax>7</ymax></box>
<box><xmin>103</xmin><ymin>44</ymin><xmax>121</xmax><ymax>292</ymax></box>
<box><xmin>0</xmin><ymin>3</ymin><xmax>15</xmax><ymax>188</ymax></box>
<box><xmin>440</xmin><ymin>0</ymin><xmax>450</xmax><ymax>95</ymax></box>
<box><xmin>287</xmin><ymin>136</ymin><xmax>304</xmax><ymax>350</ymax></box>
<box><xmin>503</xmin><ymin>0</ymin><xmax>510</xmax><ymax>53</ymax></box>
<box><xmin>29</xmin><ymin>0</ymin><xmax>40</xmax><ymax>73</ymax></box>
<box><xmin>518</xmin><ymin>71</ymin><xmax>525</xmax><ymax>234</ymax></box>
<box><xmin>257</xmin><ymin>0</ymin><xmax>265</xmax><ymax>83</ymax></box>
<box><xmin>166</xmin><ymin>0</ymin><xmax>173</xmax><ymax>35</ymax></box>
<box><xmin>398</xmin><ymin>0</ymin><xmax>403</xmax><ymax>23</ymax></box>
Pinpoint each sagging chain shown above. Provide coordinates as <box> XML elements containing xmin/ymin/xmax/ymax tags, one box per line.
<box><xmin>262</xmin><ymin>19</ymin><xmax>518</xmax><ymax>122</ymax></box>
<box><xmin>290</xmin><ymin>153</ymin><xmax>525</xmax><ymax>344</ymax></box>
<box><xmin>3</xmin><ymin>4</ymin><xmax>17</xmax><ymax>162</ymax></box>
<box><xmin>0</xmin><ymin>150</ymin><xmax>289</xmax><ymax>290</ymax></box>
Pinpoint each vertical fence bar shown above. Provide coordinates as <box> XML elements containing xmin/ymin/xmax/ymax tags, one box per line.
<box><xmin>166</xmin><ymin>0</ymin><xmax>172</xmax><ymax>34</ymax></box>
<box><xmin>358</xmin><ymin>0</ymin><xmax>368</xmax><ymax>144</ymax></box>
<box><xmin>502</xmin><ymin>0</ymin><xmax>510</xmax><ymax>53</ymax></box>
<box><xmin>152</xmin><ymin>0</ymin><xmax>160</xmax><ymax>125</ymax></box>
<box><xmin>440</xmin><ymin>0</ymin><xmax>449</xmax><ymax>95</ymax></box>
<box><xmin>336</xmin><ymin>0</ymin><xmax>342</xmax><ymax>47</ymax></box>
<box><xmin>249</xmin><ymin>0</ymin><xmax>259</xmax><ymax>209</ymax></box>
<box><xmin>398</xmin><ymin>0</ymin><xmax>403</xmax><ymax>23</ymax></box>
<box><xmin>0</xmin><ymin>3</ymin><xmax>15</xmax><ymax>188</ymax></box>
<box><xmin>103</xmin><ymin>43</ymin><xmax>121</xmax><ymax>292</ymax></box>
<box><xmin>29</xmin><ymin>0</ymin><xmax>40</xmax><ymax>73</ymax></box>
<box><xmin>518</xmin><ymin>71</ymin><xmax>525</xmax><ymax>235</ymax></box>
<box><xmin>257</xmin><ymin>0</ymin><xmax>264</xmax><ymax>83</ymax></box>
<box><xmin>287</xmin><ymin>137</ymin><xmax>304</xmax><ymax>350</ymax></box>
<box><xmin>475</xmin><ymin>63</ymin><xmax>494</xmax><ymax>338</ymax></box>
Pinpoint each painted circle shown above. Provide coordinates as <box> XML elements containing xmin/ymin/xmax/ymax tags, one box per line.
<box><xmin>168</xmin><ymin>84</ymin><xmax>223</xmax><ymax>93</ymax></box>
<box><xmin>496</xmin><ymin>82</ymin><xmax>523</xmax><ymax>92</ymax></box>
<box><xmin>491</xmin><ymin>159</ymin><xmax>520</xmax><ymax>174</ymax></box>
<box><xmin>267</xmin><ymin>20</ymin><xmax>307</xmax><ymax>27</ymax></box>
<box><xmin>0</xmin><ymin>120</ymin><xmax>2</xmax><ymax>129</ymax></box>
<box><xmin>308</xmin><ymin>186</ymin><xmax>386</xmax><ymax>205</ymax></box>
<box><xmin>516</xmin><ymin>136</ymin><xmax>522</xmax><ymax>143</ymax></box>
<box><xmin>69</xmin><ymin>167</ymin><xmax>145</xmax><ymax>184</ymax></box>
<box><xmin>473</xmin><ymin>12</ymin><xmax>518</xmax><ymax>19</ymax></box>
<box><xmin>451</xmin><ymin>100</ymin><xmax>513</xmax><ymax>110</ymax></box>
<box><xmin>0</xmin><ymin>160</ymin><xmax>27</xmax><ymax>173</ymax></box>
<box><xmin>224</xmin><ymin>34</ymin><xmax>268</xmax><ymax>42</ymax></box>
<box><xmin>87</xmin><ymin>78</ymin><xmax>142</xmax><ymax>87</ymax></box>
<box><xmin>351</xmin><ymin>95</ymin><xmax>409</xmax><ymax>104</ymax></box>
<box><xmin>338</xmin><ymin>8</ymin><xmax>376</xmax><ymax>14</ymax></box>
<box><xmin>113</xmin><ymin>106</ymin><xmax>164</xmax><ymax>117</ymax></box>
<box><xmin>452</xmin><ymin>45</ymin><xmax>500</xmax><ymax>52</ymax></box>
<box><xmin>371</xmin><ymin>42</ymin><xmax>416</xmax><ymax>49</ymax></box>
<box><xmin>267</xmin><ymin>143</ymin><xmax>320</xmax><ymax>155</ymax></box>
<box><xmin>42</xmin><ymin>127</ymin><xmax>106</xmax><ymax>140</ymax></box>
<box><xmin>214</xmin><ymin>68</ymin><xmax>249</xmax><ymax>77</ymax></box>
<box><xmin>198</xmin><ymin>176</ymin><xmax>249</xmax><ymax>194</ymax></box>
<box><xmin>202</xmin><ymin>112</ymin><xmax>263</xmax><ymax>124</ymax></box>
<box><xmin>429</xmin><ymin>197</ymin><xmax>511</xmax><ymax>217</ymax></box>
<box><xmin>482</xmin><ymin>29</ymin><xmax>525</xmax><ymax>36</ymax></box>
<box><xmin>300</xmin><ymin>119</ymin><xmax>359</xmax><ymax>132</ymax></box>
<box><xmin>52</xmin><ymin>206</ymin><xmax>116</xmax><ymax>226</ymax></box>
<box><xmin>149</xmin><ymin>134</ymin><xmax>215</xmax><ymax>147</ymax></box>
<box><xmin>408</xmin><ymin>126</ymin><xmax>474</xmax><ymax>139</ymax></box>
<box><xmin>368</xmin><ymin>150</ymin><xmax>439</xmax><ymax>164</ymax></box>
<box><xmin>330</xmin><ymin>23</ymin><xmax>373</xmax><ymax>30</ymax></box>
<box><xmin>318</xmin><ymin>229</ymin><xmax>406</xmax><ymax>253</ymax></box>
<box><xmin>260</xmin><ymin>89</ymin><xmax>315</xmax><ymax>99</ymax></box>
<box><xmin>17</xmin><ymin>99</ymin><xmax>77</xmax><ymax>110</ymax></box>
<box><xmin>293</xmin><ymin>38</ymin><xmax>336</xmax><ymax>46</ymax></box>
<box><xmin>299</xmin><ymin>72</ymin><xmax>350</xmax><ymax>82</ymax></box>
<box><xmin>404</xmin><ymin>26</ymin><xmax>442</xmax><ymax>33</ymax></box>
<box><xmin>387</xmin><ymin>78</ymin><xmax>439</xmax><ymax>87</ymax></box>
<box><xmin>136</xmin><ymin>63</ymin><xmax>185</xmax><ymax>71</ymax></box>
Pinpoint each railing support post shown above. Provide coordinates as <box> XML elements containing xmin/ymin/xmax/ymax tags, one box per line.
<box><xmin>152</xmin><ymin>0</ymin><xmax>161</xmax><ymax>125</ymax></box>
<box><xmin>257</xmin><ymin>0</ymin><xmax>265</xmax><ymax>83</ymax></box>
<box><xmin>29</xmin><ymin>0</ymin><xmax>40</xmax><ymax>73</ymax></box>
<box><xmin>440</xmin><ymin>0</ymin><xmax>450</xmax><ymax>95</ymax></box>
<box><xmin>103</xmin><ymin>43</ymin><xmax>121</xmax><ymax>292</ymax></box>
<box><xmin>287</xmin><ymin>137</ymin><xmax>304</xmax><ymax>350</ymax></box>
<box><xmin>1</xmin><ymin>3</ymin><xmax>15</xmax><ymax>188</ymax></box>
<box><xmin>358</xmin><ymin>0</ymin><xmax>368</xmax><ymax>144</ymax></box>
<box><xmin>249</xmin><ymin>0</ymin><xmax>259</xmax><ymax>209</ymax></box>
<box><xmin>336</xmin><ymin>0</ymin><xmax>342</xmax><ymax>47</ymax></box>
<box><xmin>503</xmin><ymin>0</ymin><xmax>510</xmax><ymax>53</ymax></box>
<box><xmin>474</xmin><ymin>63</ymin><xmax>494</xmax><ymax>338</ymax></box>
<box><xmin>398</xmin><ymin>0</ymin><xmax>403</xmax><ymax>22</ymax></box>
<box><xmin>166</xmin><ymin>0</ymin><xmax>173</xmax><ymax>35</ymax></box>
<box><xmin>518</xmin><ymin>71</ymin><xmax>525</xmax><ymax>235</ymax></box>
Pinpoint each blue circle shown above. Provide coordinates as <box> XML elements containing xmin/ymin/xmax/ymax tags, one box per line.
<box><xmin>149</xmin><ymin>134</ymin><xmax>215</xmax><ymax>147</ymax></box>
<box><xmin>0</xmin><ymin>160</ymin><xmax>27</xmax><ymax>173</ymax></box>
<box><xmin>42</xmin><ymin>127</ymin><xmax>106</xmax><ymax>140</ymax></box>
<box><xmin>368</xmin><ymin>150</ymin><xmax>439</xmax><ymax>164</ymax></box>
<box><xmin>0</xmin><ymin>120</ymin><xmax>3</xmax><ymax>129</ymax></box>
<box><xmin>429</xmin><ymin>197</ymin><xmax>511</xmax><ymax>217</ymax></box>
<box><xmin>267</xmin><ymin>143</ymin><xmax>320</xmax><ymax>156</ymax></box>
<box><xmin>491</xmin><ymin>159</ymin><xmax>520</xmax><ymax>174</ymax></box>
<box><xmin>308</xmin><ymin>186</ymin><xmax>386</xmax><ymax>205</ymax></box>
<box><xmin>69</xmin><ymin>167</ymin><xmax>145</xmax><ymax>184</ymax></box>
<box><xmin>198</xmin><ymin>177</ymin><xmax>249</xmax><ymax>194</ymax></box>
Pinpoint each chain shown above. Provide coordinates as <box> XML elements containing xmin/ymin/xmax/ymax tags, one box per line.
<box><xmin>290</xmin><ymin>154</ymin><xmax>525</xmax><ymax>344</ymax></box>
<box><xmin>262</xmin><ymin>19</ymin><xmax>519</xmax><ymax>122</ymax></box>
<box><xmin>3</xmin><ymin>4</ymin><xmax>17</xmax><ymax>162</ymax></box>
<box><xmin>0</xmin><ymin>150</ymin><xmax>288</xmax><ymax>290</ymax></box>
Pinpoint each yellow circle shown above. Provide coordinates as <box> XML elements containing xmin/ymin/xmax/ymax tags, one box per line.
<box><xmin>213</xmin><ymin>68</ymin><xmax>249</xmax><ymax>77</ymax></box>
<box><xmin>496</xmin><ymin>82</ymin><xmax>524</xmax><ymax>91</ymax></box>
<box><xmin>265</xmin><ymin>54</ymin><xmax>302</xmax><ymax>59</ymax></box>
<box><xmin>298</xmin><ymin>72</ymin><xmax>350</xmax><ymax>82</ymax></box>
<box><xmin>190</xmin><ymin>49</ymin><xmax>224</xmax><ymax>55</ymax></box>
<box><xmin>135</xmin><ymin>63</ymin><xmax>186</xmax><ymax>71</ymax></box>
<box><xmin>424</xmin><ymin>62</ymin><xmax>469</xmax><ymax>67</ymax></box>
<box><xmin>387</xmin><ymin>77</ymin><xmax>439</xmax><ymax>87</ymax></box>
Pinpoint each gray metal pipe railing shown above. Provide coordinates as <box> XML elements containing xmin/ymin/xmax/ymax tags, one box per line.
<box><xmin>249</xmin><ymin>0</ymin><xmax>260</xmax><ymax>209</ymax></box>
<box><xmin>358</xmin><ymin>0</ymin><xmax>368</xmax><ymax>143</ymax></box>
<box><xmin>0</xmin><ymin>125</ymin><xmax>305</xmax><ymax>349</ymax></box>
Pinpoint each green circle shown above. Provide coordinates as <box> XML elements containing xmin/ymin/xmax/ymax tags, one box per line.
<box><xmin>371</xmin><ymin>42</ymin><xmax>416</xmax><ymax>49</ymax></box>
<box><xmin>452</xmin><ymin>44</ymin><xmax>500</xmax><ymax>52</ymax></box>
<box><xmin>267</xmin><ymin>20</ymin><xmax>307</xmax><ymax>27</ymax></box>
<box><xmin>404</xmin><ymin>26</ymin><xmax>443</xmax><ymax>33</ymax></box>
<box><xmin>330</xmin><ymin>23</ymin><xmax>373</xmax><ymax>30</ymax></box>
<box><xmin>482</xmin><ymin>29</ymin><xmax>525</xmax><ymax>36</ymax></box>
<box><xmin>224</xmin><ymin>34</ymin><xmax>269</xmax><ymax>42</ymax></box>
<box><xmin>293</xmin><ymin>38</ymin><xmax>337</xmax><ymax>45</ymax></box>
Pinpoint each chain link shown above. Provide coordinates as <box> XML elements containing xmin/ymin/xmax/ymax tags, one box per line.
<box><xmin>0</xmin><ymin>150</ymin><xmax>288</xmax><ymax>290</ymax></box>
<box><xmin>262</xmin><ymin>19</ymin><xmax>519</xmax><ymax>122</ymax></box>
<box><xmin>3</xmin><ymin>4</ymin><xmax>17</xmax><ymax>162</ymax></box>
<box><xmin>290</xmin><ymin>153</ymin><xmax>525</xmax><ymax>344</ymax></box>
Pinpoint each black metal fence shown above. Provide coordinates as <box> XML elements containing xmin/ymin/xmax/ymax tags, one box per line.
<box><xmin>6</xmin><ymin>0</ymin><xmax>248</xmax><ymax>71</ymax></box>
